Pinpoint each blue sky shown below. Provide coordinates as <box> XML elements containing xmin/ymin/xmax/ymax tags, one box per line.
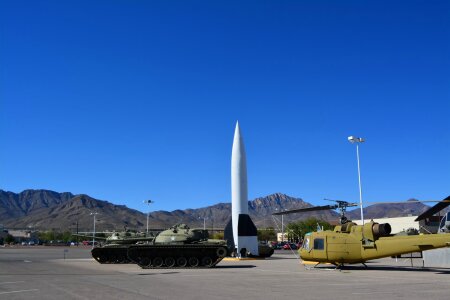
<box><xmin>1</xmin><ymin>1</ymin><xmax>449</xmax><ymax>213</ymax></box>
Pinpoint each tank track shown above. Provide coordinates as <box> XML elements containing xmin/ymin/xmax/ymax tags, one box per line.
<box><xmin>91</xmin><ymin>246</ymin><xmax>132</xmax><ymax>264</ymax></box>
<box><xmin>127</xmin><ymin>244</ymin><xmax>228</xmax><ymax>269</ymax></box>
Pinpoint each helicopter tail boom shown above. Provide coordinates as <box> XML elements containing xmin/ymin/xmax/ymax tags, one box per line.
<box><xmin>361</xmin><ymin>234</ymin><xmax>450</xmax><ymax>261</ymax></box>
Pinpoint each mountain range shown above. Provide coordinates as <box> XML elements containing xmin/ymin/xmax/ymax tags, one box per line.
<box><xmin>0</xmin><ymin>189</ymin><xmax>431</xmax><ymax>231</ymax></box>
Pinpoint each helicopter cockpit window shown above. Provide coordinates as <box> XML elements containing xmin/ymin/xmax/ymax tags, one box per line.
<box><xmin>439</xmin><ymin>216</ymin><xmax>446</xmax><ymax>230</ymax></box>
<box><xmin>439</xmin><ymin>212</ymin><xmax>450</xmax><ymax>232</ymax></box>
<box><xmin>302</xmin><ymin>235</ymin><xmax>310</xmax><ymax>251</ymax></box>
<box><xmin>313</xmin><ymin>238</ymin><xmax>324</xmax><ymax>250</ymax></box>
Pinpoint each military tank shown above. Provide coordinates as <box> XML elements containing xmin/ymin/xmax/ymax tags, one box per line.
<box><xmin>127</xmin><ymin>224</ymin><xmax>228</xmax><ymax>269</ymax></box>
<box><xmin>88</xmin><ymin>231</ymin><xmax>154</xmax><ymax>264</ymax></box>
<box><xmin>255</xmin><ymin>242</ymin><xmax>274</xmax><ymax>258</ymax></box>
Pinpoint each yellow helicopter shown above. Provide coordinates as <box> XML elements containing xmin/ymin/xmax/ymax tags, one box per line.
<box><xmin>273</xmin><ymin>197</ymin><xmax>450</xmax><ymax>268</ymax></box>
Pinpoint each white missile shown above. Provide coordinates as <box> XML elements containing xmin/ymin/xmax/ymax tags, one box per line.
<box><xmin>229</xmin><ymin>121</ymin><xmax>258</xmax><ymax>257</ymax></box>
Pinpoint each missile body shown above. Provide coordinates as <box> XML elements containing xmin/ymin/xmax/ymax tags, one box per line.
<box><xmin>230</xmin><ymin>121</ymin><xmax>258</xmax><ymax>257</ymax></box>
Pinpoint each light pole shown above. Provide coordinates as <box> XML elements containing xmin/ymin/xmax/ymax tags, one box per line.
<box><xmin>199</xmin><ymin>217</ymin><xmax>208</xmax><ymax>230</ymax></box>
<box><xmin>76</xmin><ymin>202</ymin><xmax>79</xmax><ymax>247</ymax></box>
<box><xmin>348</xmin><ymin>136</ymin><xmax>365</xmax><ymax>224</ymax></box>
<box><xmin>90</xmin><ymin>212</ymin><xmax>99</xmax><ymax>248</ymax></box>
<box><xmin>143</xmin><ymin>200</ymin><xmax>154</xmax><ymax>234</ymax></box>
<box><xmin>275</xmin><ymin>208</ymin><xmax>287</xmax><ymax>242</ymax></box>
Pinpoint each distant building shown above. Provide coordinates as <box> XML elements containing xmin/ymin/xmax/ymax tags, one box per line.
<box><xmin>276</xmin><ymin>232</ymin><xmax>288</xmax><ymax>242</ymax></box>
<box><xmin>418</xmin><ymin>216</ymin><xmax>441</xmax><ymax>234</ymax></box>
<box><xmin>7</xmin><ymin>230</ymin><xmax>39</xmax><ymax>243</ymax></box>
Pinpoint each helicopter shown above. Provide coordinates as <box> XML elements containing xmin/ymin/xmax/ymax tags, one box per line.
<box><xmin>273</xmin><ymin>197</ymin><xmax>450</xmax><ymax>268</ymax></box>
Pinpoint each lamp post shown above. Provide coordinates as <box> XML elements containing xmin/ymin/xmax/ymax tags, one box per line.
<box><xmin>90</xmin><ymin>212</ymin><xmax>99</xmax><ymax>248</ymax></box>
<box><xmin>199</xmin><ymin>217</ymin><xmax>208</xmax><ymax>230</ymax></box>
<box><xmin>275</xmin><ymin>208</ymin><xmax>287</xmax><ymax>242</ymax></box>
<box><xmin>348</xmin><ymin>136</ymin><xmax>365</xmax><ymax>224</ymax></box>
<box><xmin>76</xmin><ymin>202</ymin><xmax>79</xmax><ymax>247</ymax></box>
<box><xmin>143</xmin><ymin>200</ymin><xmax>154</xmax><ymax>234</ymax></box>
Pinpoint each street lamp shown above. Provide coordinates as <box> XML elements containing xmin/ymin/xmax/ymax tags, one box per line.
<box><xmin>76</xmin><ymin>202</ymin><xmax>79</xmax><ymax>247</ymax></box>
<box><xmin>90</xmin><ymin>212</ymin><xmax>99</xmax><ymax>248</ymax></box>
<box><xmin>143</xmin><ymin>200</ymin><xmax>154</xmax><ymax>234</ymax></box>
<box><xmin>275</xmin><ymin>208</ymin><xmax>287</xmax><ymax>242</ymax></box>
<box><xmin>199</xmin><ymin>217</ymin><xmax>208</xmax><ymax>230</ymax></box>
<box><xmin>348</xmin><ymin>136</ymin><xmax>365</xmax><ymax>224</ymax></box>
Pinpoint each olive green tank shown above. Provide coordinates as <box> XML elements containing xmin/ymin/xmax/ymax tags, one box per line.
<box><xmin>90</xmin><ymin>231</ymin><xmax>154</xmax><ymax>264</ymax></box>
<box><xmin>127</xmin><ymin>224</ymin><xmax>228</xmax><ymax>269</ymax></box>
<box><xmin>256</xmin><ymin>242</ymin><xmax>274</xmax><ymax>258</ymax></box>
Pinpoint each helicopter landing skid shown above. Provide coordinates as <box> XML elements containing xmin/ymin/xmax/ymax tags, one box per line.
<box><xmin>303</xmin><ymin>261</ymin><xmax>341</xmax><ymax>271</ymax></box>
<box><xmin>303</xmin><ymin>261</ymin><xmax>368</xmax><ymax>271</ymax></box>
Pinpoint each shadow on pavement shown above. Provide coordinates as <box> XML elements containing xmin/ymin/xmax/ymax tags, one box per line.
<box><xmin>215</xmin><ymin>265</ymin><xmax>256</xmax><ymax>269</ymax></box>
<box><xmin>312</xmin><ymin>263</ymin><xmax>450</xmax><ymax>274</ymax></box>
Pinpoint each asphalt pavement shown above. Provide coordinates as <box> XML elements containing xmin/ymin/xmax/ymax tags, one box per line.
<box><xmin>0</xmin><ymin>246</ymin><xmax>449</xmax><ymax>300</ymax></box>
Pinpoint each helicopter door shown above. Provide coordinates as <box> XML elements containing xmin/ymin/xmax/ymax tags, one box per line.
<box><xmin>312</xmin><ymin>237</ymin><xmax>327</xmax><ymax>260</ymax></box>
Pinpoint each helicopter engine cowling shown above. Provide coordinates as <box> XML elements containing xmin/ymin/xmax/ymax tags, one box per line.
<box><xmin>372</xmin><ymin>223</ymin><xmax>391</xmax><ymax>238</ymax></box>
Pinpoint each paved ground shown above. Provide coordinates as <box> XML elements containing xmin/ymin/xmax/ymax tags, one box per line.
<box><xmin>1</xmin><ymin>246</ymin><xmax>449</xmax><ymax>300</ymax></box>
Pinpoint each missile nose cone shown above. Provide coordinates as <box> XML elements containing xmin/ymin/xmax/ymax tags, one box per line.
<box><xmin>232</xmin><ymin>121</ymin><xmax>245</xmax><ymax>157</ymax></box>
<box><xmin>234</xmin><ymin>121</ymin><xmax>241</xmax><ymax>138</ymax></box>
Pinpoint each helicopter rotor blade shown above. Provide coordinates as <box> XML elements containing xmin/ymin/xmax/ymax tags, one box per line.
<box><xmin>366</xmin><ymin>200</ymin><xmax>450</xmax><ymax>205</ymax></box>
<box><xmin>415</xmin><ymin>196</ymin><xmax>450</xmax><ymax>221</ymax></box>
<box><xmin>323</xmin><ymin>198</ymin><xmax>358</xmax><ymax>207</ymax></box>
<box><xmin>323</xmin><ymin>198</ymin><xmax>349</xmax><ymax>203</ymax></box>
<box><xmin>272</xmin><ymin>205</ymin><xmax>337</xmax><ymax>215</ymax></box>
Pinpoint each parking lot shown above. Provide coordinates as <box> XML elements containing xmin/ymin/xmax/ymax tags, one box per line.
<box><xmin>1</xmin><ymin>246</ymin><xmax>450</xmax><ymax>299</ymax></box>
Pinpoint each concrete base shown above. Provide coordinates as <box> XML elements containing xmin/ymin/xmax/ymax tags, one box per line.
<box><xmin>423</xmin><ymin>248</ymin><xmax>450</xmax><ymax>268</ymax></box>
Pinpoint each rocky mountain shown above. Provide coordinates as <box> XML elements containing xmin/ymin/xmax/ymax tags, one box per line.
<box><xmin>1</xmin><ymin>190</ymin><xmax>338</xmax><ymax>231</ymax></box>
<box><xmin>0</xmin><ymin>190</ymin><xmax>146</xmax><ymax>231</ymax></box>
<box><xmin>346</xmin><ymin>199</ymin><xmax>430</xmax><ymax>219</ymax></box>
<box><xmin>0</xmin><ymin>189</ymin><xmax>434</xmax><ymax>231</ymax></box>
<box><xmin>0</xmin><ymin>190</ymin><xmax>74</xmax><ymax>220</ymax></box>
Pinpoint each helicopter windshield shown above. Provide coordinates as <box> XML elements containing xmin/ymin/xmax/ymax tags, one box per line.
<box><xmin>439</xmin><ymin>216</ymin><xmax>446</xmax><ymax>231</ymax></box>
<box><xmin>302</xmin><ymin>234</ymin><xmax>311</xmax><ymax>251</ymax></box>
<box><xmin>439</xmin><ymin>212</ymin><xmax>450</xmax><ymax>232</ymax></box>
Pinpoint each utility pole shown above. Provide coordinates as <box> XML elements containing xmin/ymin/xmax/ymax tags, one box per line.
<box><xmin>90</xmin><ymin>212</ymin><xmax>98</xmax><ymax>248</ymax></box>
<box><xmin>143</xmin><ymin>200</ymin><xmax>154</xmax><ymax>234</ymax></box>
<box><xmin>348</xmin><ymin>136</ymin><xmax>365</xmax><ymax>224</ymax></box>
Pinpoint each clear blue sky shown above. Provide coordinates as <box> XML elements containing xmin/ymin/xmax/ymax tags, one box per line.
<box><xmin>1</xmin><ymin>1</ymin><xmax>449</xmax><ymax>213</ymax></box>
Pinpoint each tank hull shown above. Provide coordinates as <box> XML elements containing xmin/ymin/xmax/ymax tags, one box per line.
<box><xmin>127</xmin><ymin>244</ymin><xmax>228</xmax><ymax>269</ymax></box>
<box><xmin>91</xmin><ymin>245</ymin><xmax>133</xmax><ymax>264</ymax></box>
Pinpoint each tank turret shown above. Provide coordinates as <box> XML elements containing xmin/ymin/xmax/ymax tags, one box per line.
<box><xmin>89</xmin><ymin>231</ymin><xmax>154</xmax><ymax>264</ymax></box>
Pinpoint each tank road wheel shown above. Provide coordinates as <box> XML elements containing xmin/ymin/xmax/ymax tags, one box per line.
<box><xmin>117</xmin><ymin>257</ymin><xmax>126</xmax><ymax>264</ymax></box>
<box><xmin>96</xmin><ymin>255</ymin><xmax>107</xmax><ymax>263</ymax></box>
<box><xmin>216</xmin><ymin>247</ymin><xmax>227</xmax><ymax>258</ymax></box>
<box><xmin>188</xmin><ymin>257</ymin><xmax>199</xmax><ymax>267</ymax></box>
<box><xmin>176</xmin><ymin>257</ymin><xmax>187</xmax><ymax>267</ymax></box>
<box><xmin>165</xmin><ymin>257</ymin><xmax>176</xmax><ymax>268</ymax></box>
<box><xmin>139</xmin><ymin>257</ymin><xmax>151</xmax><ymax>267</ymax></box>
<box><xmin>153</xmin><ymin>257</ymin><xmax>164</xmax><ymax>267</ymax></box>
<box><xmin>201</xmin><ymin>256</ymin><xmax>213</xmax><ymax>267</ymax></box>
